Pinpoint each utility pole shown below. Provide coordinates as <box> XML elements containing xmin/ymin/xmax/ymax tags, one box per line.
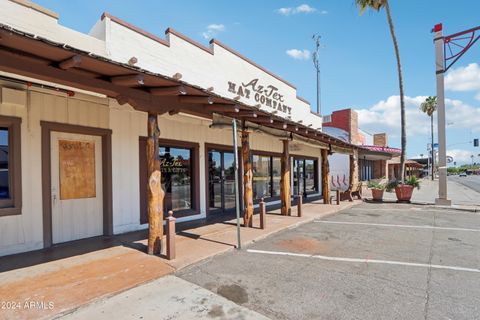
<box><xmin>312</xmin><ymin>34</ymin><xmax>322</xmax><ymax>115</ymax></box>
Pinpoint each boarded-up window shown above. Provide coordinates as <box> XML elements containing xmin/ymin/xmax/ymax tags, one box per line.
<box><xmin>59</xmin><ymin>140</ymin><xmax>96</xmax><ymax>200</ymax></box>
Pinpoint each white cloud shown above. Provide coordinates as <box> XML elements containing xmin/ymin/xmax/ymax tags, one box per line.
<box><xmin>276</xmin><ymin>4</ymin><xmax>319</xmax><ymax>16</ymax></box>
<box><xmin>355</xmin><ymin>95</ymin><xmax>480</xmax><ymax>140</ymax></box>
<box><xmin>445</xmin><ymin>63</ymin><xmax>480</xmax><ymax>92</ymax></box>
<box><xmin>447</xmin><ymin>149</ymin><xmax>478</xmax><ymax>164</ymax></box>
<box><xmin>320</xmin><ymin>10</ymin><xmax>328</xmax><ymax>14</ymax></box>
<box><xmin>201</xmin><ymin>23</ymin><xmax>225</xmax><ymax>39</ymax></box>
<box><xmin>296</xmin><ymin>4</ymin><xmax>316</xmax><ymax>13</ymax></box>
<box><xmin>286</xmin><ymin>49</ymin><xmax>311</xmax><ymax>60</ymax></box>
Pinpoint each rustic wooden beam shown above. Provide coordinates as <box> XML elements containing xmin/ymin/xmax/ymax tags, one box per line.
<box><xmin>115</xmin><ymin>95</ymin><xmax>129</xmax><ymax>105</ymax></box>
<box><xmin>321</xmin><ymin>148</ymin><xmax>331</xmax><ymax>204</ymax></box>
<box><xmin>232</xmin><ymin>111</ymin><xmax>257</xmax><ymax>118</ymax></box>
<box><xmin>348</xmin><ymin>149</ymin><xmax>359</xmax><ymax>201</ymax></box>
<box><xmin>241</xmin><ymin>129</ymin><xmax>254</xmax><ymax>227</ymax></box>
<box><xmin>147</xmin><ymin>113</ymin><xmax>164</xmax><ymax>255</ymax></box>
<box><xmin>58</xmin><ymin>55</ymin><xmax>82</xmax><ymax>70</ymax></box>
<box><xmin>204</xmin><ymin>104</ymin><xmax>240</xmax><ymax>113</ymax></box>
<box><xmin>242</xmin><ymin>116</ymin><xmax>273</xmax><ymax>124</ymax></box>
<box><xmin>150</xmin><ymin>85</ymin><xmax>187</xmax><ymax>96</ymax></box>
<box><xmin>178</xmin><ymin>95</ymin><xmax>214</xmax><ymax>104</ymax></box>
<box><xmin>110</xmin><ymin>74</ymin><xmax>145</xmax><ymax>86</ymax></box>
<box><xmin>280</xmin><ymin>139</ymin><xmax>291</xmax><ymax>215</ymax></box>
<box><xmin>0</xmin><ymin>50</ymin><xmax>179</xmax><ymax>114</ymax></box>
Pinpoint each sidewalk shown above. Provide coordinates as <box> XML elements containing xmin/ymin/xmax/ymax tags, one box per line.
<box><xmin>0</xmin><ymin>200</ymin><xmax>358</xmax><ymax>320</ymax></box>
<box><xmin>364</xmin><ymin>178</ymin><xmax>480</xmax><ymax>211</ymax></box>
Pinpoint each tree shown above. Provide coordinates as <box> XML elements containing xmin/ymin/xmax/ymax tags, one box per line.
<box><xmin>420</xmin><ymin>96</ymin><xmax>437</xmax><ymax>180</ymax></box>
<box><xmin>356</xmin><ymin>0</ymin><xmax>406</xmax><ymax>181</ymax></box>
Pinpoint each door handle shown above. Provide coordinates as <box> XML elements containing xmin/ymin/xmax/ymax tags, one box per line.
<box><xmin>52</xmin><ymin>194</ymin><xmax>57</xmax><ymax>206</ymax></box>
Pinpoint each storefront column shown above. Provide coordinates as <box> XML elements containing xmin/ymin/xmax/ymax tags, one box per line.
<box><xmin>241</xmin><ymin>130</ymin><xmax>254</xmax><ymax>227</ymax></box>
<box><xmin>349</xmin><ymin>149</ymin><xmax>359</xmax><ymax>190</ymax></box>
<box><xmin>147</xmin><ymin>113</ymin><xmax>164</xmax><ymax>255</ymax></box>
<box><xmin>321</xmin><ymin>149</ymin><xmax>330</xmax><ymax>204</ymax></box>
<box><xmin>280</xmin><ymin>139</ymin><xmax>291</xmax><ymax>215</ymax></box>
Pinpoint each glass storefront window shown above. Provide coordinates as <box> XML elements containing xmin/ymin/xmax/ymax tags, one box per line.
<box><xmin>0</xmin><ymin>128</ymin><xmax>9</xmax><ymax>200</ymax></box>
<box><xmin>272</xmin><ymin>157</ymin><xmax>281</xmax><ymax>197</ymax></box>
<box><xmin>252</xmin><ymin>155</ymin><xmax>271</xmax><ymax>199</ymax></box>
<box><xmin>160</xmin><ymin>146</ymin><xmax>192</xmax><ymax>211</ymax></box>
<box><xmin>305</xmin><ymin>159</ymin><xmax>316</xmax><ymax>193</ymax></box>
<box><xmin>293</xmin><ymin>158</ymin><xmax>318</xmax><ymax>195</ymax></box>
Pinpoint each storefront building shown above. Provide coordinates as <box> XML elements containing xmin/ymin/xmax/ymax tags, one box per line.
<box><xmin>323</xmin><ymin>108</ymin><xmax>401</xmax><ymax>184</ymax></box>
<box><xmin>0</xmin><ymin>0</ymin><xmax>356</xmax><ymax>256</ymax></box>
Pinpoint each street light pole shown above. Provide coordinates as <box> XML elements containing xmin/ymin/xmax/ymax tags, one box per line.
<box><xmin>433</xmin><ymin>24</ymin><xmax>451</xmax><ymax>205</ymax></box>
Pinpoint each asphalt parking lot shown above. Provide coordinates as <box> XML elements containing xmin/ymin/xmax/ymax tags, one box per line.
<box><xmin>178</xmin><ymin>203</ymin><xmax>480</xmax><ymax>320</ymax></box>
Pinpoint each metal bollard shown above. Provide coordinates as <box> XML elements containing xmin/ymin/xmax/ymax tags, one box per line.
<box><xmin>336</xmin><ymin>189</ymin><xmax>340</xmax><ymax>205</ymax></box>
<box><xmin>298</xmin><ymin>192</ymin><xmax>303</xmax><ymax>217</ymax></box>
<box><xmin>166</xmin><ymin>210</ymin><xmax>176</xmax><ymax>260</ymax></box>
<box><xmin>259</xmin><ymin>198</ymin><xmax>266</xmax><ymax>229</ymax></box>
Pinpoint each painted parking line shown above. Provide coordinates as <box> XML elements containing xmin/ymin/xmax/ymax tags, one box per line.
<box><xmin>247</xmin><ymin>249</ymin><xmax>480</xmax><ymax>273</ymax></box>
<box><xmin>314</xmin><ymin>220</ymin><xmax>480</xmax><ymax>232</ymax></box>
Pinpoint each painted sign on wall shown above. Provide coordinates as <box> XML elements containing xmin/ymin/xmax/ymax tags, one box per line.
<box><xmin>59</xmin><ymin>140</ymin><xmax>96</xmax><ymax>200</ymax></box>
<box><xmin>227</xmin><ymin>79</ymin><xmax>292</xmax><ymax>115</ymax></box>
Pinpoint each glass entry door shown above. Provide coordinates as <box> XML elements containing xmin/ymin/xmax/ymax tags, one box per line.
<box><xmin>208</xmin><ymin>150</ymin><xmax>237</xmax><ymax>213</ymax></box>
<box><xmin>293</xmin><ymin>159</ymin><xmax>305</xmax><ymax>196</ymax></box>
<box><xmin>293</xmin><ymin>158</ymin><xmax>318</xmax><ymax>196</ymax></box>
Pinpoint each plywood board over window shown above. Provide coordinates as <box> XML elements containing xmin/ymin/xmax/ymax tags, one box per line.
<box><xmin>59</xmin><ymin>140</ymin><xmax>96</xmax><ymax>199</ymax></box>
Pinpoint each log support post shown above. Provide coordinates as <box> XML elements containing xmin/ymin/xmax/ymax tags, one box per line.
<box><xmin>259</xmin><ymin>198</ymin><xmax>266</xmax><ymax>229</ymax></box>
<box><xmin>166</xmin><ymin>210</ymin><xmax>176</xmax><ymax>260</ymax></box>
<box><xmin>321</xmin><ymin>149</ymin><xmax>331</xmax><ymax>204</ymax></box>
<box><xmin>241</xmin><ymin>129</ymin><xmax>254</xmax><ymax>227</ymax></box>
<box><xmin>280</xmin><ymin>139</ymin><xmax>291</xmax><ymax>215</ymax></box>
<box><xmin>297</xmin><ymin>192</ymin><xmax>303</xmax><ymax>217</ymax></box>
<box><xmin>348</xmin><ymin>149</ymin><xmax>359</xmax><ymax>202</ymax></box>
<box><xmin>147</xmin><ymin>113</ymin><xmax>164</xmax><ymax>255</ymax></box>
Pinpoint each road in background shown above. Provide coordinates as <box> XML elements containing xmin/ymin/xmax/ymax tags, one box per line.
<box><xmin>449</xmin><ymin>175</ymin><xmax>480</xmax><ymax>194</ymax></box>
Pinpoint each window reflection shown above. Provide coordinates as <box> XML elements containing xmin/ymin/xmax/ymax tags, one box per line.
<box><xmin>160</xmin><ymin>146</ymin><xmax>192</xmax><ymax>211</ymax></box>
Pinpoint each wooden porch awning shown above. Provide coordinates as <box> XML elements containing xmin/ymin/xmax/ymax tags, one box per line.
<box><xmin>0</xmin><ymin>23</ymin><xmax>356</xmax><ymax>151</ymax></box>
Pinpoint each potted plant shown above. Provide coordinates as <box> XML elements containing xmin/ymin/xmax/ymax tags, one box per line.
<box><xmin>367</xmin><ymin>180</ymin><xmax>385</xmax><ymax>201</ymax></box>
<box><xmin>386</xmin><ymin>177</ymin><xmax>420</xmax><ymax>203</ymax></box>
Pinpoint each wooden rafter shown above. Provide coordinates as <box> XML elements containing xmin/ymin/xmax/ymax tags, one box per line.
<box><xmin>58</xmin><ymin>55</ymin><xmax>82</xmax><ymax>70</ymax></box>
<box><xmin>110</xmin><ymin>74</ymin><xmax>145</xmax><ymax>86</ymax></box>
<box><xmin>178</xmin><ymin>95</ymin><xmax>213</xmax><ymax>104</ymax></box>
<box><xmin>150</xmin><ymin>85</ymin><xmax>187</xmax><ymax>96</ymax></box>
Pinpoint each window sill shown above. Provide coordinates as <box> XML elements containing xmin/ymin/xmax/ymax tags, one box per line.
<box><xmin>0</xmin><ymin>206</ymin><xmax>22</xmax><ymax>217</ymax></box>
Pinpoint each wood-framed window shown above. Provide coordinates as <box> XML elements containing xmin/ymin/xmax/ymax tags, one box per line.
<box><xmin>139</xmin><ymin>137</ymin><xmax>200</xmax><ymax>223</ymax></box>
<box><xmin>251</xmin><ymin>151</ymin><xmax>282</xmax><ymax>201</ymax></box>
<box><xmin>0</xmin><ymin>115</ymin><xmax>22</xmax><ymax>216</ymax></box>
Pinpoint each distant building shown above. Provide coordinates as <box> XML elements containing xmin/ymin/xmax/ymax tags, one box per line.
<box><xmin>322</xmin><ymin>108</ymin><xmax>411</xmax><ymax>182</ymax></box>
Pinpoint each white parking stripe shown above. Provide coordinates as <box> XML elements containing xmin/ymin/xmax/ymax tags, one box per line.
<box><xmin>314</xmin><ymin>220</ymin><xmax>480</xmax><ymax>232</ymax></box>
<box><xmin>247</xmin><ymin>249</ymin><xmax>480</xmax><ymax>273</ymax></box>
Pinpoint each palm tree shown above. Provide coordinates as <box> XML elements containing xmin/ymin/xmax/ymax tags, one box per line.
<box><xmin>420</xmin><ymin>96</ymin><xmax>437</xmax><ymax>180</ymax></box>
<box><xmin>356</xmin><ymin>0</ymin><xmax>406</xmax><ymax>181</ymax></box>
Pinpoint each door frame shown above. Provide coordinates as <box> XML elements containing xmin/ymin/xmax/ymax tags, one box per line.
<box><xmin>41</xmin><ymin>121</ymin><xmax>113</xmax><ymax>248</ymax></box>
<box><xmin>205</xmin><ymin>143</ymin><xmax>242</xmax><ymax>216</ymax></box>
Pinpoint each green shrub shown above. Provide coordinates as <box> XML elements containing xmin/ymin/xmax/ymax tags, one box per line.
<box><xmin>405</xmin><ymin>176</ymin><xmax>421</xmax><ymax>189</ymax></box>
<box><xmin>367</xmin><ymin>180</ymin><xmax>385</xmax><ymax>190</ymax></box>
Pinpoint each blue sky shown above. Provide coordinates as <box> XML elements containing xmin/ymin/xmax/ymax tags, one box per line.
<box><xmin>34</xmin><ymin>0</ymin><xmax>480</xmax><ymax>164</ymax></box>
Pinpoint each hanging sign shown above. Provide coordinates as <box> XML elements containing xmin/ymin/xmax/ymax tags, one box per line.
<box><xmin>227</xmin><ymin>79</ymin><xmax>292</xmax><ymax>115</ymax></box>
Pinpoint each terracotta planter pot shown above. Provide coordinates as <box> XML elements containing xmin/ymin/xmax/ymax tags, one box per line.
<box><xmin>395</xmin><ymin>185</ymin><xmax>414</xmax><ymax>202</ymax></box>
<box><xmin>371</xmin><ymin>189</ymin><xmax>384</xmax><ymax>201</ymax></box>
